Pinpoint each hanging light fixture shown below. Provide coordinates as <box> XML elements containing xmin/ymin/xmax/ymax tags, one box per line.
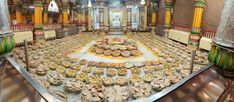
<box><xmin>88</xmin><ymin>0</ymin><xmax>92</xmax><ymax>7</ymax></box>
<box><xmin>141</xmin><ymin>0</ymin><xmax>145</xmax><ymax>5</ymax></box>
<box><xmin>48</xmin><ymin>0</ymin><xmax>59</xmax><ymax>12</ymax></box>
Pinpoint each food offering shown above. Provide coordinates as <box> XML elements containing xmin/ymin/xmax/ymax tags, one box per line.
<box><xmin>130</xmin><ymin>82</ymin><xmax>151</xmax><ymax>99</ymax></box>
<box><xmin>29</xmin><ymin>60</ymin><xmax>39</xmax><ymax>69</ymax></box>
<box><xmin>106</xmin><ymin>85</ymin><xmax>129</xmax><ymax>102</ymax></box>
<box><xmin>87</xmin><ymin>61</ymin><xmax>96</xmax><ymax>67</ymax></box>
<box><xmin>130</xmin><ymin>67</ymin><xmax>141</xmax><ymax>75</ymax></box>
<box><xmin>87</xmin><ymin>75</ymin><xmax>102</xmax><ymax>84</ymax></box>
<box><xmin>65</xmin><ymin>69</ymin><xmax>77</xmax><ymax>78</ymax></box>
<box><xmin>106</xmin><ymin>68</ymin><xmax>116</xmax><ymax>77</ymax></box>
<box><xmin>115</xmin><ymin>76</ymin><xmax>128</xmax><ymax>86</ymax></box>
<box><xmin>79</xmin><ymin>59</ymin><xmax>87</xmax><ymax>65</ymax></box>
<box><xmin>93</xmin><ymin>68</ymin><xmax>104</xmax><ymax>75</ymax></box>
<box><xmin>82</xmin><ymin>67</ymin><xmax>93</xmax><ymax>73</ymax></box>
<box><xmin>117</xmin><ymin>68</ymin><xmax>127</xmax><ymax>76</ymax></box>
<box><xmin>151</xmin><ymin>77</ymin><xmax>171</xmax><ymax>91</ymax></box>
<box><xmin>36</xmin><ymin>65</ymin><xmax>49</xmax><ymax>76</ymax></box>
<box><xmin>143</xmin><ymin>66</ymin><xmax>154</xmax><ymax>74</ymax></box>
<box><xmin>106</xmin><ymin>63</ymin><xmax>115</xmax><ymax>68</ymax></box>
<box><xmin>64</xmin><ymin>79</ymin><xmax>84</xmax><ymax>93</ymax></box>
<box><xmin>96</xmin><ymin>62</ymin><xmax>106</xmax><ymax>68</ymax></box>
<box><xmin>81</xmin><ymin>84</ymin><xmax>106</xmax><ymax>102</ymax></box>
<box><xmin>143</xmin><ymin>74</ymin><xmax>154</xmax><ymax>83</ymax></box>
<box><xmin>57</xmin><ymin>66</ymin><xmax>66</xmax><ymax>74</ymax></box>
<box><xmin>47</xmin><ymin>71</ymin><xmax>65</xmax><ymax>85</ymax></box>
<box><xmin>129</xmin><ymin>74</ymin><xmax>141</xmax><ymax>84</ymax></box>
<box><xmin>71</xmin><ymin>64</ymin><xmax>81</xmax><ymax>70</ymax></box>
<box><xmin>102</xmin><ymin>77</ymin><xmax>114</xmax><ymax>86</ymax></box>
<box><xmin>76</xmin><ymin>73</ymin><xmax>88</xmax><ymax>82</ymax></box>
<box><xmin>88</xmin><ymin>37</ymin><xmax>142</xmax><ymax>58</ymax></box>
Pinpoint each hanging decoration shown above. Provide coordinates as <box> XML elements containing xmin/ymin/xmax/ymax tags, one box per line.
<box><xmin>48</xmin><ymin>0</ymin><xmax>59</xmax><ymax>12</ymax></box>
<box><xmin>141</xmin><ymin>0</ymin><xmax>146</xmax><ymax>5</ymax></box>
<box><xmin>88</xmin><ymin>0</ymin><xmax>92</xmax><ymax>7</ymax></box>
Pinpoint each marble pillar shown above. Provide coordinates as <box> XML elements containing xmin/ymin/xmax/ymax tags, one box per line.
<box><xmin>0</xmin><ymin>0</ymin><xmax>15</xmax><ymax>54</ymax></box>
<box><xmin>208</xmin><ymin>0</ymin><xmax>234</xmax><ymax>74</ymax></box>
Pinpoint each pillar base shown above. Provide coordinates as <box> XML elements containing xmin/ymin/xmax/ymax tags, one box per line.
<box><xmin>104</xmin><ymin>26</ymin><xmax>109</xmax><ymax>34</ymax></box>
<box><xmin>188</xmin><ymin>34</ymin><xmax>201</xmax><ymax>49</ymax></box>
<box><xmin>122</xmin><ymin>26</ymin><xmax>128</xmax><ymax>34</ymax></box>
<box><xmin>127</xmin><ymin>26</ymin><xmax>132</xmax><ymax>31</ymax></box>
<box><xmin>208</xmin><ymin>43</ymin><xmax>234</xmax><ymax>77</ymax></box>
<box><xmin>0</xmin><ymin>31</ymin><xmax>15</xmax><ymax>55</ymax></box>
<box><xmin>151</xmin><ymin>27</ymin><xmax>156</xmax><ymax>35</ymax></box>
<box><xmin>33</xmin><ymin>30</ymin><xmax>45</xmax><ymax>43</ymax></box>
<box><xmin>63</xmin><ymin>27</ymin><xmax>69</xmax><ymax>36</ymax></box>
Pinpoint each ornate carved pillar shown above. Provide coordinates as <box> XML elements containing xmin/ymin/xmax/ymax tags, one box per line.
<box><xmin>151</xmin><ymin>3</ymin><xmax>157</xmax><ymax>35</ymax></box>
<box><xmin>189</xmin><ymin>0</ymin><xmax>206</xmax><ymax>48</ymax></box>
<box><xmin>99</xmin><ymin>6</ymin><xmax>104</xmax><ymax>31</ymax></box>
<box><xmin>104</xmin><ymin>6</ymin><xmax>109</xmax><ymax>34</ymax></box>
<box><xmin>33</xmin><ymin>1</ymin><xmax>44</xmax><ymax>42</ymax></box>
<box><xmin>77</xmin><ymin>7</ymin><xmax>82</xmax><ymax>26</ymax></box>
<box><xmin>88</xmin><ymin>7</ymin><xmax>92</xmax><ymax>31</ymax></box>
<box><xmin>139</xmin><ymin>5</ymin><xmax>147</xmax><ymax>29</ymax></box>
<box><xmin>127</xmin><ymin>5</ymin><xmax>132</xmax><ymax>31</ymax></box>
<box><xmin>164</xmin><ymin>1</ymin><xmax>172</xmax><ymax>36</ymax></box>
<box><xmin>43</xmin><ymin>5</ymin><xmax>49</xmax><ymax>24</ymax></box>
<box><xmin>62</xmin><ymin>3</ymin><xmax>69</xmax><ymax>27</ymax></box>
<box><xmin>0</xmin><ymin>0</ymin><xmax>15</xmax><ymax>54</ymax></box>
<box><xmin>82</xmin><ymin>8</ymin><xmax>86</xmax><ymax>31</ymax></box>
<box><xmin>208</xmin><ymin>0</ymin><xmax>234</xmax><ymax>75</ymax></box>
<box><xmin>59</xmin><ymin>12</ymin><xmax>63</xmax><ymax>23</ymax></box>
<box><xmin>15</xmin><ymin>3</ymin><xmax>23</xmax><ymax>24</ymax></box>
<box><xmin>151</xmin><ymin>3</ymin><xmax>157</xmax><ymax>26</ymax></box>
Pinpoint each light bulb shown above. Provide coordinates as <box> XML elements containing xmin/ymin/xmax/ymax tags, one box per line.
<box><xmin>141</xmin><ymin>0</ymin><xmax>145</xmax><ymax>5</ymax></box>
<box><xmin>88</xmin><ymin>0</ymin><xmax>92</xmax><ymax>7</ymax></box>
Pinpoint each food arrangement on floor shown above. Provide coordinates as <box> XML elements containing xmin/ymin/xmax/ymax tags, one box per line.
<box><xmin>89</xmin><ymin>37</ymin><xmax>142</xmax><ymax>58</ymax></box>
<box><xmin>12</xmin><ymin>32</ymin><xmax>209</xmax><ymax>101</ymax></box>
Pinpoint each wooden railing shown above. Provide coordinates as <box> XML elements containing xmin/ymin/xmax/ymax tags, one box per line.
<box><xmin>201</xmin><ymin>28</ymin><xmax>216</xmax><ymax>39</ymax></box>
<box><xmin>172</xmin><ymin>24</ymin><xmax>191</xmax><ymax>32</ymax></box>
<box><xmin>11</xmin><ymin>24</ymin><xmax>34</xmax><ymax>32</ymax></box>
<box><xmin>43</xmin><ymin>24</ymin><xmax>62</xmax><ymax>30</ymax></box>
<box><xmin>172</xmin><ymin>24</ymin><xmax>216</xmax><ymax>39</ymax></box>
<box><xmin>11</xmin><ymin>24</ymin><xmax>63</xmax><ymax>31</ymax></box>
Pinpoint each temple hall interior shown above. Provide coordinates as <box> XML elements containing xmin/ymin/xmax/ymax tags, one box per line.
<box><xmin>0</xmin><ymin>0</ymin><xmax>234</xmax><ymax>102</ymax></box>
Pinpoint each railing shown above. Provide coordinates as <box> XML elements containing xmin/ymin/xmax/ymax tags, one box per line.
<box><xmin>172</xmin><ymin>24</ymin><xmax>191</xmax><ymax>32</ymax></box>
<box><xmin>11</xmin><ymin>24</ymin><xmax>63</xmax><ymax>32</ymax></box>
<box><xmin>43</xmin><ymin>24</ymin><xmax>62</xmax><ymax>30</ymax></box>
<box><xmin>201</xmin><ymin>28</ymin><xmax>216</xmax><ymax>39</ymax></box>
<box><xmin>11</xmin><ymin>24</ymin><xmax>34</xmax><ymax>32</ymax></box>
<box><xmin>172</xmin><ymin>24</ymin><xmax>216</xmax><ymax>39</ymax></box>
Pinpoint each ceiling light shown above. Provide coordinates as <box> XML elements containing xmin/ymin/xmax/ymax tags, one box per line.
<box><xmin>88</xmin><ymin>0</ymin><xmax>92</xmax><ymax>7</ymax></box>
<box><xmin>141</xmin><ymin>0</ymin><xmax>145</xmax><ymax>5</ymax></box>
<box><xmin>48</xmin><ymin>0</ymin><xmax>59</xmax><ymax>12</ymax></box>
